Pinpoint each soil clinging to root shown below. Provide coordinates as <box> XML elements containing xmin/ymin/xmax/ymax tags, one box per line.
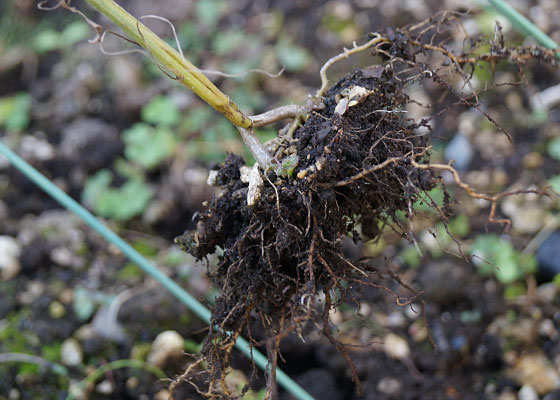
<box><xmin>175</xmin><ymin>13</ymin><xmax>558</xmax><ymax>398</ymax></box>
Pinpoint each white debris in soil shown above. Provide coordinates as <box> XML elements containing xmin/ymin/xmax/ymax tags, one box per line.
<box><xmin>61</xmin><ymin>338</ymin><xmax>83</xmax><ymax>367</ymax></box>
<box><xmin>246</xmin><ymin>164</ymin><xmax>264</xmax><ymax>206</ymax></box>
<box><xmin>239</xmin><ymin>165</ymin><xmax>252</xmax><ymax>183</ymax></box>
<box><xmin>346</xmin><ymin>85</ymin><xmax>371</xmax><ymax>106</ymax></box>
<box><xmin>207</xmin><ymin>169</ymin><xmax>219</xmax><ymax>186</ymax></box>
<box><xmin>334</xmin><ymin>97</ymin><xmax>349</xmax><ymax>116</ymax></box>
<box><xmin>147</xmin><ymin>330</ymin><xmax>185</xmax><ymax>367</ymax></box>
<box><xmin>0</xmin><ymin>236</ymin><xmax>21</xmax><ymax>281</ymax></box>
<box><xmin>334</xmin><ymin>85</ymin><xmax>372</xmax><ymax>116</ymax></box>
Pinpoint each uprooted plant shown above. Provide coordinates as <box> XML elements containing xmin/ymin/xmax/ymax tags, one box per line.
<box><xmin>50</xmin><ymin>1</ymin><xmax>558</xmax><ymax>398</ymax></box>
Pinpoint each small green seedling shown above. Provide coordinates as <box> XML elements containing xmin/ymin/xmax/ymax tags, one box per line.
<box><xmin>275</xmin><ymin>154</ymin><xmax>299</xmax><ymax>178</ymax></box>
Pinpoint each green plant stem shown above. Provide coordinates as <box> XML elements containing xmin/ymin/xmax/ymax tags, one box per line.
<box><xmin>0</xmin><ymin>141</ymin><xmax>315</xmax><ymax>400</ymax></box>
<box><xmin>83</xmin><ymin>0</ymin><xmax>252</xmax><ymax>128</ymax></box>
<box><xmin>81</xmin><ymin>0</ymin><xmax>274</xmax><ymax>168</ymax></box>
<box><xmin>488</xmin><ymin>0</ymin><xmax>560</xmax><ymax>60</ymax></box>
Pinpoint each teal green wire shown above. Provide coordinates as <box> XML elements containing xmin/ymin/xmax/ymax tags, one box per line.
<box><xmin>488</xmin><ymin>0</ymin><xmax>560</xmax><ymax>60</ymax></box>
<box><xmin>0</xmin><ymin>141</ymin><xmax>315</xmax><ymax>400</ymax></box>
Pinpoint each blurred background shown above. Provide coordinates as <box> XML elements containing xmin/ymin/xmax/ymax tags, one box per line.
<box><xmin>0</xmin><ymin>0</ymin><xmax>560</xmax><ymax>399</ymax></box>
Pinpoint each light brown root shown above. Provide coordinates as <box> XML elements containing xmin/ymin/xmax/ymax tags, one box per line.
<box><xmin>316</xmin><ymin>34</ymin><xmax>390</xmax><ymax>98</ymax></box>
<box><xmin>410</xmin><ymin>160</ymin><xmax>546</xmax><ymax>232</ymax></box>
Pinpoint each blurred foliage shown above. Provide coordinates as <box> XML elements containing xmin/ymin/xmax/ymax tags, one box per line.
<box><xmin>141</xmin><ymin>96</ymin><xmax>181</xmax><ymax>127</ymax></box>
<box><xmin>73</xmin><ymin>287</ymin><xmax>98</xmax><ymax>322</ymax></box>
<box><xmin>548</xmin><ymin>137</ymin><xmax>560</xmax><ymax>160</ymax></box>
<box><xmin>414</xmin><ymin>187</ymin><xmax>446</xmax><ymax>214</ymax></box>
<box><xmin>82</xmin><ymin>169</ymin><xmax>153</xmax><ymax>221</ymax></box>
<box><xmin>41</xmin><ymin>342</ymin><xmax>62</xmax><ymax>363</ymax></box>
<box><xmin>123</xmin><ymin>123</ymin><xmax>176</xmax><ymax>169</ymax></box>
<box><xmin>195</xmin><ymin>0</ymin><xmax>227</xmax><ymax>28</ymax></box>
<box><xmin>0</xmin><ymin>92</ymin><xmax>31</xmax><ymax>132</ymax></box>
<box><xmin>31</xmin><ymin>21</ymin><xmax>90</xmax><ymax>53</ymax></box>
<box><xmin>472</xmin><ymin>234</ymin><xmax>537</xmax><ymax>284</ymax></box>
<box><xmin>550</xmin><ymin>175</ymin><xmax>560</xmax><ymax>194</ymax></box>
<box><xmin>116</xmin><ymin>262</ymin><xmax>144</xmax><ymax>281</ymax></box>
<box><xmin>399</xmin><ymin>246</ymin><xmax>422</xmax><ymax>268</ymax></box>
<box><xmin>275</xmin><ymin>41</ymin><xmax>311</xmax><ymax>72</ymax></box>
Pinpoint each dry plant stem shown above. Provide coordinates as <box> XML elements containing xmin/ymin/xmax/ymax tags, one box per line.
<box><xmin>250</xmin><ymin>104</ymin><xmax>308</xmax><ymax>128</ymax></box>
<box><xmin>82</xmin><ymin>0</ymin><xmax>252</xmax><ymax>128</ymax></box>
<box><xmin>316</xmin><ymin>34</ymin><xmax>390</xmax><ymax>97</ymax></box>
<box><xmin>237</xmin><ymin>127</ymin><xmax>274</xmax><ymax>168</ymax></box>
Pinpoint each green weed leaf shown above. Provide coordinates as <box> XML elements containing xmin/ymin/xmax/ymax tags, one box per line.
<box><xmin>195</xmin><ymin>0</ymin><xmax>226</xmax><ymax>28</ymax></box>
<box><xmin>275</xmin><ymin>42</ymin><xmax>310</xmax><ymax>71</ymax></box>
<box><xmin>60</xmin><ymin>21</ymin><xmax>90</xmax><ymax>44</ymax></box>
<box><xmin>96</xmin><ymin>179</ymin><xmax>153</xmax><ymax>221</ymax></box>
<box><xmin>0</xmin><ymin>92</ymin><xmax>31</xmax><ymax>131</ymax></box>
<box><xmin>122</xmin><ymin>123</ymin><xmax>176</xmax><ymax>169</ymax></box>
<box><xmin>548</xmin><ymin>138</ymin><xmax>560</xmax><ymax>161</ymax></box>
<box><xmin>549</xmin><ymin>175</ymin><xmax>560</xmax><ymax>193</ymax></box>
<box><xmin>82</xmin><ymin>170</ymin><xmax>153</xmax><ymax>221</ymax></box>
<box><xmin>81</xmin><ymin>169</ymin><xmax>112</xmax><ymax>208</ymax></box>
<box><xmin>141</xmin><ymin>96</ymin><xmax>181</xmax><ymax>126</ymax></box>
<box><xmin>31</xmin><ymin>29</ymin><xmax>60</xmax><ymax>53</ymax></box>
<box><xmin>472</xmin><ymin>234</ymin><xmax>536</xmax><ymax>284</ymax></box>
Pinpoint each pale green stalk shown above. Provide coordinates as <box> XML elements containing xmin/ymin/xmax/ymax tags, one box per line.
<box><xmin>83</xmin><ymin>0</ymin><xmax>252</xmax><ymax>128</ymax></box>
<box><xmin>81</xmin><ymin>0</ymin><xmax>276</xmax><ymax>168</ymax></box>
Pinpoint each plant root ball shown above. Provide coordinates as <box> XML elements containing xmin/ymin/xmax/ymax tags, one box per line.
<box><xmin>176</xmin><ymin>67</ymin><xmax>437</xmax><ymax>334</ymax></box>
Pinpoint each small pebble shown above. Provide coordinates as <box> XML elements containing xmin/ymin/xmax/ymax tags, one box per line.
<box><xmin>445</xmin><ymin>134</ymin><xmax>473</xmax><ymax>170</ymax></box>
<box><xmin>59</xmin><ymin>288</ymin><xmax>74</xmax><ymax>304</ymax></box>
<box><xmin>147</xmin><ymin>330</ymin><xmax>185</xmax><ymax>367</ymax></box>
<box><xmin>0</xmin><ymin>236</ymin><xmax>21</xmax><ymax>281</ymax></box>
<box><xmin>539</xmin><ymin>319</ymin><xmax>558</xmax><ymax>340</ymax></box>
<box><xmin>96</xmin><ymin>380</ymin><xmax>113</xmax><ymax>395</ymax></box>
<box><xmin>154</xmin><ymin>390</ymin><xmax>171</xmax><ymax>400</ymax></box>
<box><xmin>61</xmin><ymin>338</ymin><xmax>83</xmax><ymax>367</ymax></box>
<box><xmin>384</xmin><ymin>333</ymin><xmax>410</xmax><ymax>360</ymax></box>
<box><xmin>8</xmin><ymin>388</ymin><xmax>20</xmax><ymax>400</ymax></box>
<box><xmin>19</xmin><ymin>135</ymin><xmax>55</xmax><ymax>161</ymax></box>
<box><xmin>498</xmin><ymin>389</ymin><xmax>517</xmax><ymax>400</ymax></box>
<box><xmin>377</xmin><ymin>377</ymin><xmax>402</xmax><ymax>397</ymax></box>
<box><xmin>405</xmin><ymin>304</ymin><xmax>421</xmax><ymax>320</ymax></box>
<box><xmin>537</xmin><ymin>283</ymin><xmax>558</xmax><ymax>304</ymax></box>
<box><xmin>48</xmin><ymin>301</ymin><xmax>66</xmax><ymax>319</ymax></box>
<box><xmin>518</xmin><ymin>384</ymin><xmax>539</xmax><ymax>400</ymax></box>
<box><xmin>522</xmin><ymin>152</ymin><xmax>544</xmax><ymax>169</ymax></box>
<box><xmin>126</xmin><ymin>377</ymin><xmax>139</xmax><ymax>390</ymax></box>
<box><xmin>409</xmin><ymin>322</ymin><xmax>428</xmax><ymax>343</ymax></box>
<box><xmin>386</xmin><ymin>311</ymin><xmax>406</xmax><ymax>328</ymax></box>
<box><xmin>510</xmin><ymin>352</ymin><xmax>560</xmax><ymax>395</ymax></box>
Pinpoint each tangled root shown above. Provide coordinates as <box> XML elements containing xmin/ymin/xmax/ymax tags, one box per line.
<box><xmin>174</xmin><ymin>12</ymin><xmax>557</xmax><ymax>398</ymax></box>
